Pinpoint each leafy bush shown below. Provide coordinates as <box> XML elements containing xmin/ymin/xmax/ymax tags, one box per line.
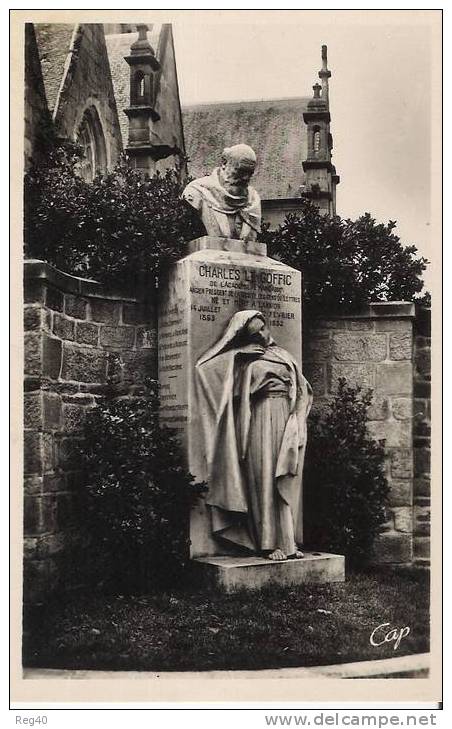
<box><xmin>24</xmin><ymin>145</ymin><xmax>205</xmax><ymax>287</ymax></box>
<box><xmin>261</xmin><ymin>199</ymin><xmax>429</xmax><ymax>318</ymax></box>
<box><xmin>303</xmin><ymin>379</ymin><xmax>389</xmax><ymax>565</ymax></box>
<box><xmin>80</xmin><ymin>379</ymin><xmax>206</xmax><ymax>591</ymax></box>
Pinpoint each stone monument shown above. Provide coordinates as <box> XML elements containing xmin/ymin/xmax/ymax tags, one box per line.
<box><xmin>158</xmin><ymin>144</ymin><xmax>344</xmax><ymax>589</ymax></box>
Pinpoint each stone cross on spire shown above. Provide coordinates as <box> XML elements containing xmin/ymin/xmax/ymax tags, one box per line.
<box><xmin>318</xmin><ymin>44</ymin><xmax>331</xmax><ymax>108</ymax></box>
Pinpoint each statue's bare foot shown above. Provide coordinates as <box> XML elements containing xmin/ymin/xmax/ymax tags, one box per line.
<box><xmin>267</xmin><ymin>549</ymin><xmax>287</xmax><ymax>561</ymax></box>
<box><xmin>288</xmin><ymin>550</ymin><xmax>304</xmax><ymax>559</ymax></box>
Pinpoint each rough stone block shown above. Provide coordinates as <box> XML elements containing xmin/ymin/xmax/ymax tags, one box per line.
<box><xmin>43</xmin><ymin>473</ymin><xmax>65</xmax><ymax>493</ymax></box>
<box><xmin>391</xmin><ymin>398</ymin><xmax>412</xmax><ymax>420</ymax></box>
<box><xmin>24</xmin><ymin>475</ymin><xmax>43</xmax><ymax>495</ymax></box>
<box><xmin>304</xmin><ymin>334</ymin><xmax>332</xmax><ymax>361</ymax></box>
<box><xmin>46</xmin><ymin>287</ymin><xmax>64</xmax><ymax>312</ymax></box>
<box><xmin>194</xmin><ymin>552</ymin><xmax>345</xmax><ymax>592</ymax></box>
<box><xmin>56</xmin><ymin>438</ymin><xmax>83</xmax><ymax>470</ymax></box>
<box><xmin>123</xmin><ymin>303</ymin><xmax>147</xmax><ymax>325</ymax></box>
<box><xmin>24</xmin><ymin>332</ymin><xmax>41</xmax><ymax>375</ymax></box>
<box><xmin>414</xmin><ymin>537</ymin><xmax>430</xmax><ymax>559</ymax></box>
<box><xmin>329</xmin><ymin>363</ymin><xmax>374</xmax><ymax>392</ymax></box>
<box><xmin>314</xmin><ymin>319</ymin><xmax>347</xmax><ymax>330</ymax></box>
<box><xmin>76</xmin><ymin>322</ymin><xmax>99</xmax><ymax>346</ymax></box>
<box><xmin>375</xmin><ymin>362</ymin><xmax>412</xmax><ymax>395</ymax></box>
<box><xmin>42</xmin><ymin>334</ymin><xmax>62</xmax><ymax>379</ymax></box>
<box><xmin>345</xmin><ymin>320</ymin><xmax>374</xmax><ymax>331</ymax></box>
<box><xmin>24</xmin><ymin>494</ymin><xmax>58</xmax><ymax>534</ymax></box>
<box><xmin>414</xmin><ymin>522</ymin><xmax>430</xmax><ymax>537</ymax></box>
<box><xmin>42</xmin><ymin>393</ymin><xmax>62</xmax><ymax>430</ymax></box>
<box><xmin>414</xmin><ymin>422</ymin><xmax>431</xmax><ymax>437</ymax></box>
<box><xmin>121</xmin><ymin>350</ymin><xmax>158</xmax><ymax>384</ymax></box>
<box><xmin>100</xmin><ymin>325</ymin><xmax>135</xmax><ymax>349</ymax></box>
<box><xmin>303</xmin><ymin>362</ymin><xmax>327</xmax><ymax>396</ymax></box>
<box><xmin>414</xmin><ymin>448</ymin><xmax>430</xmax><ymax>477</ymax></box>
<box><xmin>373</xmin><ymin>533</ymin><xmax>413</xmax><ymax>563</ymax></box>
<box><xmin>89</xmin><ymin>299</ymin><xmax>120</xmax><ymax>324</ymax></box>
<box><xmin>30</xmin><ymin>533</ymin><xmax>66</xmax><ymax>559</ymax></box>
<box><xmin>392</xmin><ymin>507</ymin><xmax>413</xmax><ymax>533</ymax></box>
<box><xmin>24</xmin><ymin>392</ymin><xmax>42</xmax><ymax>429</ymax></box>
<box><xmin>414</xmin><ymin>477</ymin><xmax>430</xmax><ymax>497</ymax></box>
<box><xmin>389</xmin><ymin>332</ymin><xmax>412</xmax><ymax>360</ymax></box>
<box><xmin>367</xmin><ymin>396</ymin><xmax>389</xmax><ymax>421</ymax></box>
<box><xmin>24</xmin><ymin>432</ymin><xmax>53</xmax><ymax>474</ymax></box>
<box><xmin>65</xmin><ymin>294</ymin><xmax>87</xmax><ymax>320</ymax></box>
<box><xmin>367</xmin><ymin>419</ymin><xmax>411</xmax><ymax>448</ymax></box>
<box><xmin>24</xmin><ymin>306</ymin><xmax>43</xmax><ymax>331</ymax></box>
<box><xmin>62</xmin><ymin>403</ymin><xmax>89</xmax><ymax>433</ymax></box>
<box><xmin>52</xmin><ymin>313</ymin><xmax>76</xmax><ymax>341</ymax></box>
<box><xmin>389</xmin><ymin>481</ymin><xmax>412</xmax><ymax>507</ymax></box>
<box><xmin>24</xmin><ymin>280</ymin><xmax>46</xmax><ymax>304</ymax></box>
<box><xmin>415</xmin><ymin>349</ymin><xmax>431</xmax><ymax>378</ymax></box>
<box><xmin>415</xmin><ymin>308</ymin><xmax>431</xmax><ymax>336</ymax></box>
<box><xmin>308</xmin><ymin>397</ymin><xmax>332</xmax><ymax>421</ymax></box>
<box><xmin>61</xmin><ymin>344</ymin><xmax>107</xmax><ymax>383</ymax></box>
<box><xmin>333</xmin><ymin>333</ymin><xmax>387</xmax><ymax>362</ymax></box>
<box><xmin>136</xmin><ymin>327</ymin><xmax>157</xmax><ymax>350</ymax></box>
<box><xmin>414</xmin><ymin>381</ymin><xmax>431</xmax><ymax>398</ymax></box>
<box><xmin>375</xmin><ymin>318</ymin><xmax>412</xmax><ymax>332</ymax></box>
<box><xmin>390</xmin><ymin>449</ymin><xmax>413</xmax><ymax>479</ymax></box>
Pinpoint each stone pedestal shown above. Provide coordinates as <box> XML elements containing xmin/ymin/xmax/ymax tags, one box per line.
<box><xmin>158</xmin><ymin>236</ymin><xmax>303</xmax><ymax>558</ymax></box>
<box><xmin>193</xmin><ymin>552</ymin><xmax>345</xmax><ymax>592</ymax></box>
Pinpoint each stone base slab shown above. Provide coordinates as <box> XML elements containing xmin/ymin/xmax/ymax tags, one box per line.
<box><xmin>193</xmin><ymin>552</ymin><xmax>345</xmax><ymax>592</ymax></box>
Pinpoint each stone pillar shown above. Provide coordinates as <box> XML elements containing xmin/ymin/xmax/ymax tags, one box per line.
<box><xmin>158</xmin><ymin>236</ymin><xmax>303</xmax><ymax>558</ymax></box>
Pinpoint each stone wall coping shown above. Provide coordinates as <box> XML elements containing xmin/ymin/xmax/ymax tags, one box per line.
<box><xmin>24</xmin><ymin>260</ymin><xmax>142</xmax><ymax>303</ymax></box>
<box><xmin>313</xmin><ymin>302</ymin><xmax>416</xmax><ymax>321</ymax></box>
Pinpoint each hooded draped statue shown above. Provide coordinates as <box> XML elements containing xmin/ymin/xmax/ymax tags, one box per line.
<box><xmin>194</xmin><ymin>310</ymin><xmax>313</xmax><ymax>560</ymax></box>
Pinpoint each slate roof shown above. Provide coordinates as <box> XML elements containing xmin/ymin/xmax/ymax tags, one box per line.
<box><xmin>182</xmin><ymin>97</ymin><xmax>311</xmax><ymax>200</ymax></box>
<box><xmin>105</xmin><ymin>26</ymin><xmax>164</xmax><ymax>149</ymax></box>
<box><xmin>33</xmin><ymin>24</ymin><xmax>75</xmax><ymax>113</ymax></box>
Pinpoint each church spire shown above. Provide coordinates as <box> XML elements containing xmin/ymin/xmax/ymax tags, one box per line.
<box><xmin>302</xmin><ymin>44</ymin><xmax>339</xmax><ymax>216</ymax></box>
<box><xmin>318</xmin><ymin>44</ymin><xmax>331</xmax><ymax>108</ymax></box>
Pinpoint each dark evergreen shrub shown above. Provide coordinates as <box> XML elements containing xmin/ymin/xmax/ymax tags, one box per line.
<box><xmin>24</xmin><ymin>145</ymin><xmax>205</xmax><ymax>287</ymax></box>
<box><xmin>303</xmin><ymin>379</ymin><xmax>389</xmax><ymax>566</ymax></box>
<box><xmin>261</xmin><ymin>199</ymin><xmax>429</xmax><ymax>318</ymax></box>
<box><xmin>80</xmin><ymin>379</ymin><xmax>206</xmax><ymax>591</ymax></box>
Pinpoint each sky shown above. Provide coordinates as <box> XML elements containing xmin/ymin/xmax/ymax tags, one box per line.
<box><xmin>171</xmin><ymin>12</ymin><xmax>440</xmax><ymax>289</ymax></box>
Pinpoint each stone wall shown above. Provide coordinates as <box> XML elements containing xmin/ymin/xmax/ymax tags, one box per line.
<box><xmin>413</xmin><ymin>307</ymin><xmax>431</xmax><ymax>567</ymax></box>
<box><xmin>23</xmin><ymin>260</ymin><xmax>157</xmax><ymax>602</ymax></box>
<box><xmin>304</xmin><ymin>302</ymin><xmax>416</xmax><ymax>565</ymax></box>
<box><xmin>23</xmin><ymin>261</ymin><xmax>431</xmax><ymax>601</ymax></box>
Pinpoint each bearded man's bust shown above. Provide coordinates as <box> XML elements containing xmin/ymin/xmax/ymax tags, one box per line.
<box><xmin>182</xmin><ymin>144</ymin><xmax>261</xmax><ymax>242</ymax></box>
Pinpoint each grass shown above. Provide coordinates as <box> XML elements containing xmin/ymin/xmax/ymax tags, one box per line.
<box><xmin>23</xmin><ymin>567</ymin><xmax>429</xmax><ymax>673</ymax></box>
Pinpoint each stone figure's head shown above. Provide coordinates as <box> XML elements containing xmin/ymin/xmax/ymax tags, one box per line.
<box><xmin>245</xmin><ymin>314</ymin><xmax>272</xmax><ymax>348</ymax></box>
<box><xmin>218</xmin><ymin>144</ymin><xmax>257</xmax><ymax>197</ymax></box>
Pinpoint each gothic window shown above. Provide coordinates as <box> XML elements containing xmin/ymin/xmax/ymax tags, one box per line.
<box><xmin>76</xmin><ymin>107</ymin><xmax>107</xmax><ymax>182</ymax></box>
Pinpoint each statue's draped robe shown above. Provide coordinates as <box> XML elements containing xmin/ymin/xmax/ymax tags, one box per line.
<box><xmin>194</xmin><ymin>310</ymin><xmax>312</xmax><ymax>552</ymax></box>
<box><xmin>182</xmin><ymin>168</ymin><xmax>261</xmax><ymax>242</ymax></box>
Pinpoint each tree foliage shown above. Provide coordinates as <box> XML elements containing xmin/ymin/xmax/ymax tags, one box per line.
<box><xmin>24</xmin><ymin>144</ymin><xmax>205</xmax><ymax>288</ymax></box>
<box><xmin>80</xmin><ymin>379</ymin><xmax>206</xmax><ymax>591</ymax></box>
<box><xmin>261</xmin><ymin>199</ymin><xmax>429</xmax><ymax>318</ymax></box>
<box><xmin>303</xmin><ymin>379</ymin><xmax>389</xmax><ymax>565</ymax></box>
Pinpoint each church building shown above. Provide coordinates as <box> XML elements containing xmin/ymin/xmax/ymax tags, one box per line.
<box><xmin>25</xmin><ymin>22</ymin><xmax>340</xmax><ymax>223</ymax></box>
